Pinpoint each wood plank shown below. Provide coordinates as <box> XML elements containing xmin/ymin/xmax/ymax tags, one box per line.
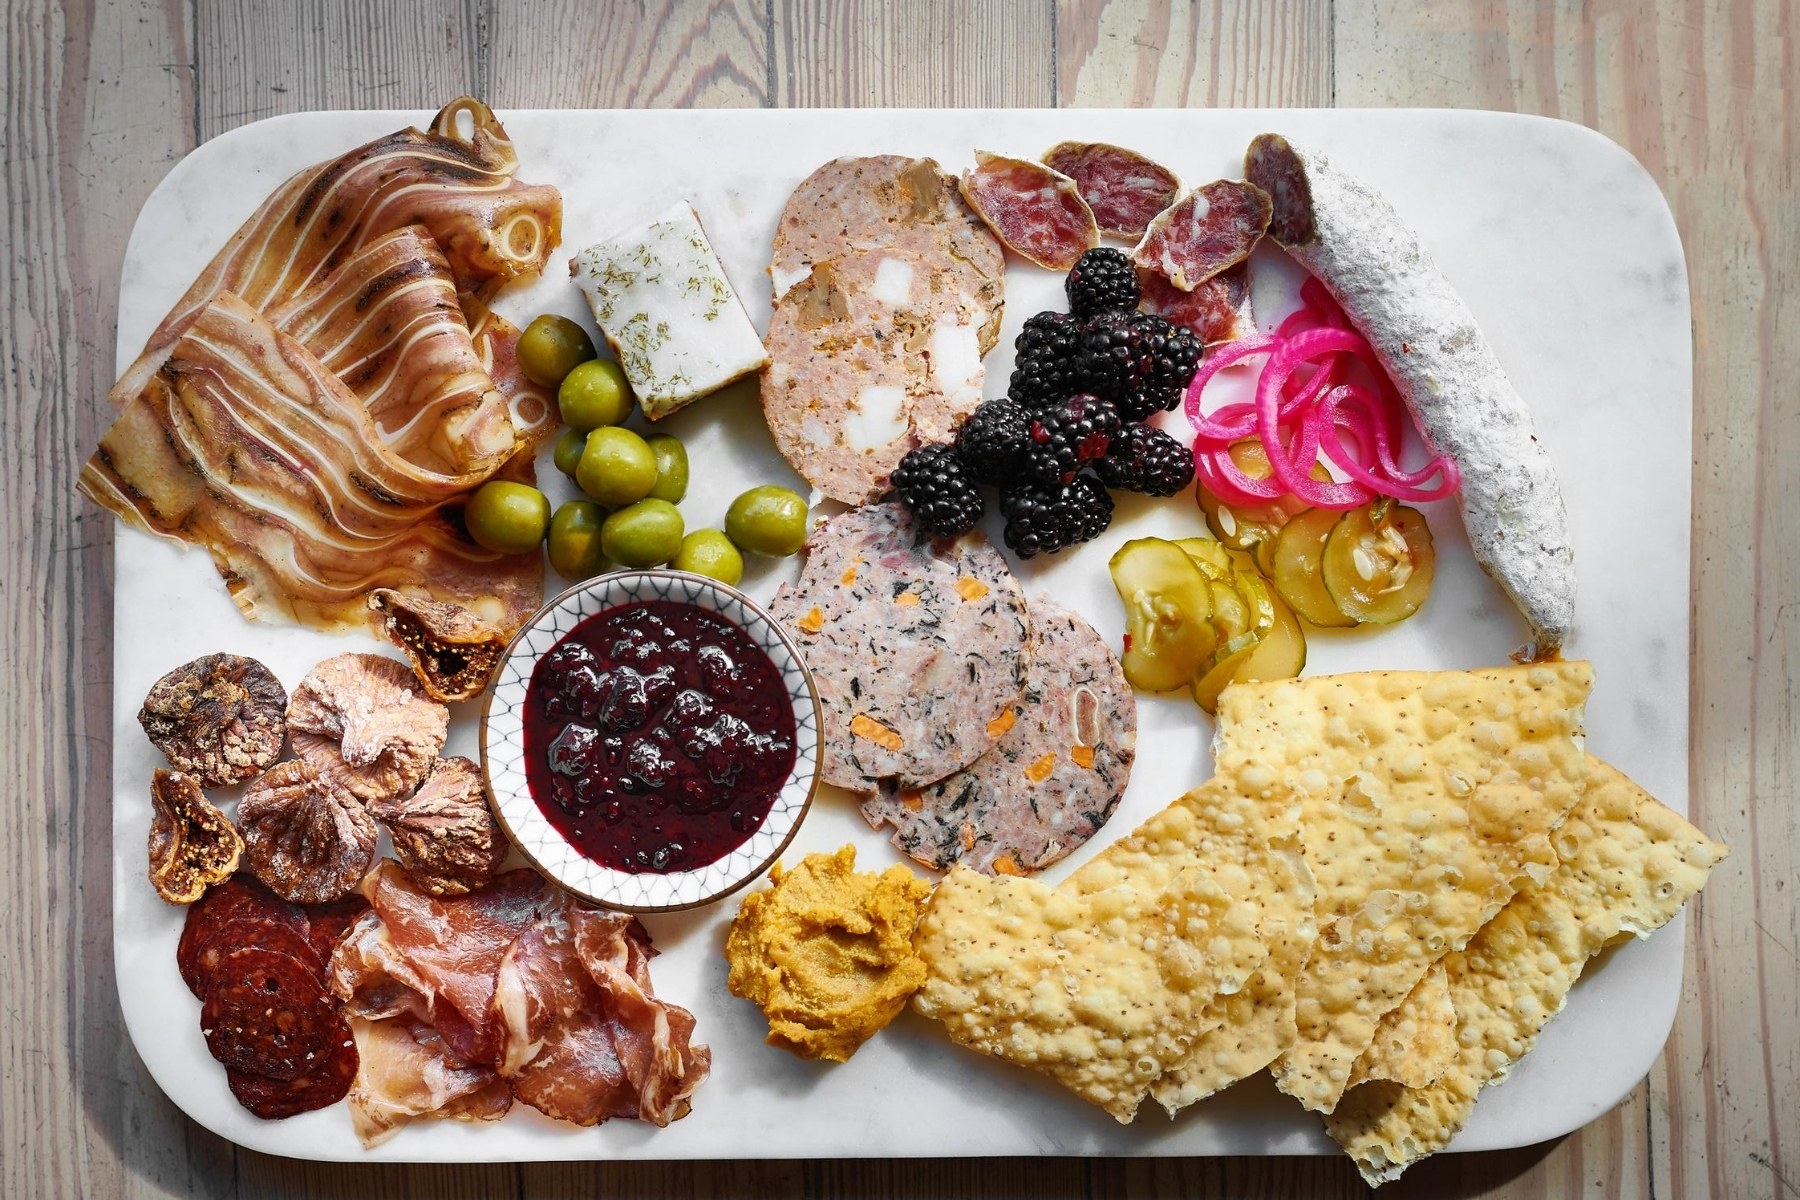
<box><xmin>773</xmin><ymin>0</ymin><xmax>1055</xmax><ymax>106</ymax></box>
<box><xmin>1057</xmin><ymin>0</ymin><xmax>1331</xmax><ymax>107</ymax></box>
<box><xmin>486</xmin><ymin>0</ymin><xmax>771</xmax><ymax>108</ymax></box>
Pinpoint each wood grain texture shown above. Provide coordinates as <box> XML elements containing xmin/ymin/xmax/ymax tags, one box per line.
<box><xmin>5</xmin><ymin>0</ymin><xmax>1792</xmax><ymax>1196</ymax></box>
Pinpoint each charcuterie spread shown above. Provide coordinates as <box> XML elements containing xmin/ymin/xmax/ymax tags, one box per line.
<box><xmin>95</xmin><ymin>102</ymin><xmax>1710</xmax><ymax>1178</ymax></box>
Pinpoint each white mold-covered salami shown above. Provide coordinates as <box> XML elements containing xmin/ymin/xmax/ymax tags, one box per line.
<box><xmin>769</xmin><ymin>504</ymin><xmax>1031</xmax><ymax>793</ymax></box>
<box><xmin>861</xmin><ymin>596</ymin><xmax>1135</xmax><ymax>875</ymax></box>
<box><xmin>1245</xmin><ymin>133</ymin><xmax>1575</xmax><ymax>658</ymax></box>
<box><xmin>1130</xmin><ymin>179</ymin><xmax>1272</xmax><ymax>290</ymax></box>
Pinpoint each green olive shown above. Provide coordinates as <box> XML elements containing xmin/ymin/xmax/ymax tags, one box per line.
<box><xmin>725</xmin><ymin>485</ymin><xmax>809</xmax><ymax>557</ymax></box>
<box><xmin>463</xmin><ymin>481</ymin><xmax>550</xmax><ymax>556</ymax></box>
<box><xmin>517</xmin><ymin>315</ymin><xmax>596</xmax><ymax>389</ymax></box>
<box><xmin>548</xmin><ymin>500</ymin><xmax>612</xmax><ymax>580</ymax></box>
<box><xmin>645</xmin><ymin>433</ymin><xmax>690</xmax><ymax>503</ymax></box>
<box><xmin>575</xmin><ymin>426</ymin><xmax>657</xmax><ymax>507</ymax></box>
<box><xmin>672</xmin><ymin>529</ymin><xmax>744</xmax><ymax>586</ymax></box>
<box><xmin>557</xmin><ymin>359</ymin><xmax>635</xmax><ymax>432</ymax></box>
<box><xmin>552</xmin><ymin>428</ymin><xmax>586</xmax><ymax>477</ymax></box>
<box><xmin>601</xmin><ymin>499</ymin><xmax>685</xmax><ymax>569</ymax></box>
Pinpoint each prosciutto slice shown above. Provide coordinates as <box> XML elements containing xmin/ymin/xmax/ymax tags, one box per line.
<box><xmin>78</xmin><ymin>293</ymin><xmax>545</xmax><ymax>633</ymax></box>
<box><xmin>109</xmin><ymin>97</ymin><xmax>561</xmax><ymax>411</ymax></box>
<box><xmin>492</xmin><ymin>889</ymin><xmax>710</xmax><ymax>1127</ymax></box>
<box><xmin>345</xmin><ymin>1015</ymin><xmax>512</xmax><ymax>1148</ymax></box>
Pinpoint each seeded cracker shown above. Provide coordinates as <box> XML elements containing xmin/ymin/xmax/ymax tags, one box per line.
<box><xmin>1213</xmin><ymin>662</ymin><xmax>1595</xmax><ymax>1115</ymax></box>
<box><xmin>1347</xmin><ymin>962</ymin><xmax>1456</xmax><ymax>1090</ymax></box>
<box><xmin>1324</xmin><ymin>757</ymin><xmax>1728</xmax><ymax>1185</ymax></box>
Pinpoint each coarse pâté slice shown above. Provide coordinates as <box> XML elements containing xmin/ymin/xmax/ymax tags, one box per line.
<box><xmin>1347</xmin><ymin>962</ymin><xmax>1456</xmax><ymax>1091</ymax></box>
<box><xmin>1212</xmin><ymin>662</ymin><xmax>1596</xmax><ymax>1115</ymax></box>
<box><xmin>912</xmin><ymin>854</ymin><xmax>1269</xmax><ymax>1123</ymax></box>
<box><xmin>768</xmin><ymin>503</ymin><xmax>1031</xmax><ymax>794</ymax></box>
<box><xmin>1324</xmin><ymin>757</ymin><xmax>1729</xmax><ymax>1185</ymax></box>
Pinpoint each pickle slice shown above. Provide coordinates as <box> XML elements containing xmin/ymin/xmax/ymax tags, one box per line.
<box><xmin>1322</xmin><ymin>504</ymin><xmax>1436</xmax><ymax>624</ymax></box>
<box><xmin>1232</xmin><ymin>567</ymin><xmax>1278</xmax><ymax>639</ymax></box>
<box><xmin>1108</xmin><ymin>538</ymin><xmax>1219</xmax><ymax>692</ymax></box>
<box><xmin>1192</xmin><ymin>633</ymin><xmax>1261</xmax><ymax>714</ymax></box>
<box><xmin>1271</xmin><ymin>508</ymin><xmax>1358</xmax><ymax>628</ymax></box>
<box><xmin>1235</xmin><ymin>588</ymin><xmax>1306</xmax><ymax>685</ymax></box>
<box><xmin>1197</xmin><ymin>440</ymin><xmax>1329</xmax><ymax>558</ymax></box>
<box><xmin>1174</xmin><ymin>536</ymin><xmax>1235</xmax><ymax>582</ymax></box>
<box><xmin>1209</xmin><ymin>579</ymin><xmax>1252</xmax><ymax>641</ymax></box>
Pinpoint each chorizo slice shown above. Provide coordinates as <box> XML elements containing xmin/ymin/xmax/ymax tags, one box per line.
<box><xmin>1131</xmin><ymin>179</ymin><xmax>1272</xmax><ymax>290</ymax></box>
<box><xmin>226</xmin><ymin>1030</ymin><xmax>358</xmax><ymax>1120</ymax></box>
<box><xmin>303</xmin><ymin>894</ymin><xmax>371</xmax><ymax>971</ymax></box>
<box><xmin>199</xmin><ymin>946</ymin><xmax>338</xmax><ymax>1080</ymax></box>
<box><xmin>184</xmin><ymin>917</ymin><xmax>323</xmax><ymax>997</ymax></box>
<box><xmin>1042</xmin><ymin>141</ymin><xmax>1181</xmax><ymax>240</ymax></box>
<box><xmin>177</xmin><ymin>877</ymin><xmax>308</xmax><ymax>996</ymax></box>
<box><xmin>959</xmin><ymin>151</ymin><xmax>1099</xmax><ymax>270</ymax></box>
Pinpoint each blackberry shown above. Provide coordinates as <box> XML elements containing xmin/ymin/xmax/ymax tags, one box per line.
<box><xmin>953</xmin><ymin>397</ymin><xmax>1032</xmax><ymax>486</ymax></box>
<box><xmin>1007</xmin><ymin>311</ymin><xmax>1082</xmax><ymax>411</ymax></box>
<box><xmin>999</xmin><ymin>475</ymin><xmax>1114</xmax><ymax>559</ymax></box>
<box><xmin>1018</xmin><ymin>394</ymin><xmax>1121</xmax><ymax>486</ymax></box>
<box><xmin>891</xmin><ymin>444</ymin><xmax>984</xmax><ymax>537</ymax></box>
<box><xmin>1095</xmin><ymin>423</ymin><xmax>1197</xmax><ymax>497</ymax></box>
<box><xmin>1064</xmin><ymin>247</ymin><xmax>1141</xmax><ymax>319</ymax></box>
<box><xmin>1075</xmin><ymin>311</ymin><xmax>1205</xmax><ymax>419</ymax></box>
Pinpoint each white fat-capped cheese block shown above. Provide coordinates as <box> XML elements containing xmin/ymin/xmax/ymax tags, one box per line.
<box><xmin>570</xmin><ymin>202</ymin><xmax>770</xmax><ymax>420</ymax></box>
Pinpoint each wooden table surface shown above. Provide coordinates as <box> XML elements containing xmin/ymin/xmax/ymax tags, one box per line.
<box><xmin>4</xmin><ymin>1</ymin><xmax>1793</xmax><ymax>1196</ymax></box>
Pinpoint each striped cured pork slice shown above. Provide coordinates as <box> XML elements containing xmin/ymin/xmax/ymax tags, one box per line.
<box><xmin>78</xmin><ymin>292</ymin><xmax>545</xmax><ymax>634</ymax></box>
<box><xmin>492</xmin><ymin>888</ymin><xmax>710</xmax><ymax>1127</ymax></box>
<box><xmin>108</xmin><ymin>97</ymin><xmax>561</xmax><ymax>411</ymax></box>
<box><xmin>344</xmin><ymin>1015</ymin><xmax>512</xmax><ymax>1147</ymax></box>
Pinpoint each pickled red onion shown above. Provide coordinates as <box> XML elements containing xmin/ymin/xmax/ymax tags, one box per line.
<box><xmin>1184</xmin><ymin>280</ymin><xmax>1460</xmax><ymax>506</ymax></box>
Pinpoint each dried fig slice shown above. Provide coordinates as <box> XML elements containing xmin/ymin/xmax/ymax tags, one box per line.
<box><xmin>238</xmin><ymin>759</ymin><xmax>378</xmax><ymax>904</ymax></box>
<box><xmin>368</xmin><ymin>589</ymin><xmax>507</xmax><ymax>703</ymax></box>
<box><xmin>148</xmin><ymin>769</ymin><xmax>245</xmax><ymax>904</ymax></box>
<box><xmin>366</xmin><ymin>756</ymin><xmax>508</xmax><ymax>897</ymax></box>
<box><xmin>287</xmin><ymin>653</ymin><xmax>448</xmax><ymax>805</ymax></box>
<box><xmin>138</xmin><ymin>654</ymin><xmax>287</xmax><ymax>787</ymax></box>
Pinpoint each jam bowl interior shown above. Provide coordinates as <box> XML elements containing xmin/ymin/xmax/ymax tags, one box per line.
<box><xmin>480</xmin><ymin>569</ymin><xmax>822</xmax><ymax>913</ymax></box>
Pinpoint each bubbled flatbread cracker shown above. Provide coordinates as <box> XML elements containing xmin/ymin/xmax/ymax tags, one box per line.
<box><xmin>913</xmin><ymin>803</ymin><xmax>1276</xmax><ymax>1122</ymax></box>
<box><xmin>1348</xmin><ymin>962</ymin><xmax>1456</xmax><ymax>1090</ymax></box>
<box><xmin>1212</xmin><ymin>662</ymin><xmax>1595</xmax><ymax>1114</ymax></box>
<box><xmin>1324</xmin><ymin>757</ymin><xmax>1729</xmax><ymax>1186</ymax></box>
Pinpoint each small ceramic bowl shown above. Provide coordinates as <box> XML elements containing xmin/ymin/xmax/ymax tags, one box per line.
<box><xmin>479</xmin><ymin>569</ymin><xmax>821</xmax><ymax>913</ymax></box>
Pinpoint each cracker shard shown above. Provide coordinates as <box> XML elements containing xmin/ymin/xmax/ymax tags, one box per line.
<box><xmin>1348</xmin><ymin>962</ymin><xmax>1456</xmax><ymax>1090</ymax></box>
<box><xmin>1324</xmin><ymin>757</ymin><xmax>1728</xmax><ymax>1186</ymax></box>
<box><xmin>1221</xmin><ymin>662</ymin><xmax>1596</xmax><ymax>1115</ymax></box>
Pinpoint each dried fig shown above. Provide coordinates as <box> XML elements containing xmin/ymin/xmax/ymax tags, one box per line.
<box><xmin>367</xmin><ymin>756</ymin><xmax>509</xmax><ymax>896</ymax></box>
<box><xmin>287</xmin><ymin>653</ymin><xmax>448</xmax><ymax>805</ymax></box>
<box><xmin>238</xmin><ymin>759</ymin><xmax>378</xmax><ymax>904</ymax></box>
<box><xmin>369</xmin><ymin>589</ymin><xmax>508</xmax><ymax>703</ymax></box>
<box><xmin>138</xmin><ymin>653</ymin><xmax>286</xmax><ymax>787</ymax></box>
<box><xmin>147</xmin><ymin>768</ymin><xmax>244</xmax><ymax>904</ymax></box>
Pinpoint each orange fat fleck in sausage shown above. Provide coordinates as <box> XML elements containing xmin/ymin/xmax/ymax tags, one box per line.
<box><xmin>986</xmin><ymin>709</ymin><xmax>1017</xmax><ymax>738</ymax></box>
<box><xmin>849</xmin><ymin>713</ymin><xmax>905</xmax><ymax>751</ymax></box>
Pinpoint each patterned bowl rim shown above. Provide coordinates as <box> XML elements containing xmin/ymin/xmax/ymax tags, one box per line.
<box><xmin>479</xmin><ymin>568</ymin><xmax>822</xmax><ymax>914</ymax></box>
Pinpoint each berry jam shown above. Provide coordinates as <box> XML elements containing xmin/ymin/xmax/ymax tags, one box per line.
<box><xmin>522</xmin><ymin>600</ymin><xmax>797</xmax><ymax>874</ymax></box>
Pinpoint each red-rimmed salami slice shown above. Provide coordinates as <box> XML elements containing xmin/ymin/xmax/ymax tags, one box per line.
<box><xmin>184</xmin><ymin>917</ymin><xmax>323</xmax><ymax>996</ymax></box>
<box><xmin>1042</xmin><ymin>142</ymin><xmax>1181</xmax><ymax>240</ymax></box>
<box><xmin>959</xmin><ymin>151</ymin><xmax>1098</xmax><ymax>270</ymax></box>
<box><xmin>1131</xmin><ymin>179</ymin><xmax>1272</xmax><ymax>290</ymax></box>
<box><xmin>1139</xmin><ymin>262</ymin><xmax>1256</xmax><ymax>346</ymax></box>
<box><xmin>177</xmin><ymin>876</ymin><xmax>309</xmax><ymax>996</ymax></box>
<box><xmin>304</xmin><ymin>894</ymin><xmax>371</xmax><ymax>969</ymax></box>
<box><xmin>199</xmin><ymin>946</ymin><xmax>338</xmax><ymax>1080</ymax></box>
<box><xmin>226</xmin><ymin>1029</ymin><xmax>358</xmax><ymax>1120</ymax></box>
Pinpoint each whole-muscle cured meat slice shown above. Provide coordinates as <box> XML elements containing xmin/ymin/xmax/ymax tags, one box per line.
<box><xmin>226</xmin><ymin>1028</ymin><xmax>358</xmax><ymax>1120</ymax></box>
<box><xmin>177</xmin><ymin>877</ymin><xmax>310</xmax><ymax>996</ymax></box>
<box><xmin>959</xmin><ymin>151</ymin><xmax>1099</xmax><ymax>271</ymax></box>
<box><xmin>1244</xmin><ymin>133</ymin><xmax>1574</xmax><ymax>658</ymax></box>
<box><xmin>1041</xmin><ymin>142</ymin><xmax>1181</xmax><ymax>240</ymax></box>
<box><xmin>107</xmin><ymin>98</ymin><xmax>561</xmax><ymax>412</ymax></box>
<box><xmin>1139</xmin><ymin>262</ymin><xmax>1257</xmax><ymax>345</ymax></box>
<box><xmin>1131</xmin><ymin>179</ymin><xmax>1273</xmax><ymax>290</ymax></box>
<box><xmin>303</xmin><ymin>894</ymin><xmax>371</xmax><ymax>969</ymax></box>
<box><xmin>862</xmin><ymin>596</ymin><xmax>1136</xmax><ymax>875</ymax></box>
<box><xmin>345</xmin><ymin>1015</ymin><xmax>511</xmax><ymax>1147</ymax></box>
<box><xmin>492</xmin><ymin>890</ymin><xmax>710</xmax><ymax>1127</ymax></box>
<box><xmin>335</xmin><ymin>862</ymin><xmax>551</xmax><ymax>1067</ymax></box>
<box><xmin>267</xmin><ymin>226</ymin><xmax>517</xmax><ymax>476</ymax></box>
<box><xmin>767</xmin><ymin>503</ymin><xmax>1031</xmax><ymax>794</ymax></box>
<box><xmin>199</xmin><ymin>946</ymin><xmax>343</xmax><ymax>1079</ymax></box>
<box><xmin>78</xmin><ymin>293</ymin><xmax>545</xmax><ymax>635</ymax></box>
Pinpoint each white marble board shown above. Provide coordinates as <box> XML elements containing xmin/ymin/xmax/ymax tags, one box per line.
<box><xmin>108</xmin><ymin>108</ymin><xmax>1692</xmax><ymax>1162</ymax></box>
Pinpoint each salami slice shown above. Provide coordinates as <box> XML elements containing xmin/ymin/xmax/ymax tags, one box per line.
<box><xmin>959</xmin><ymin>151</ymin><xmax>1098</xmax><ymax>270</ymax></box>
<box><xmin>177</xmin><ymin>877</ymin><xmax>309</xmax><ymax>996</ymax></box>
<box><xmin>1131</xmin><ymin>179</ymin><xmax>1272</xmax><ymax>290</ymax></box>
<box><xmin>226</xmin><ymin>1030</ymin><xmax>357</xmax><ymax>1120</ymax></box>
<box><xmin>183</xmin><ymin>917</ymin><xmax>323</xmax><ymax>997</ymax></box>
<box><xmin>1041</xmin><ymin>142</ymin><xmax>1181</xmax><ymax>240</ymax></box>
<box><xmin>1139</xmin><ymin>262</ymin><xmax>1256</xmax><ymax>346</ymax></box>
<box><xmin>303</xmin><ymin>894</ymin><xmax>370</xmax><ymax>969</ymax></box>
<box><xmin>199</xmin><ymin>947</ymin><xmax>338</xmax><ymax>1080</ymax></box>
